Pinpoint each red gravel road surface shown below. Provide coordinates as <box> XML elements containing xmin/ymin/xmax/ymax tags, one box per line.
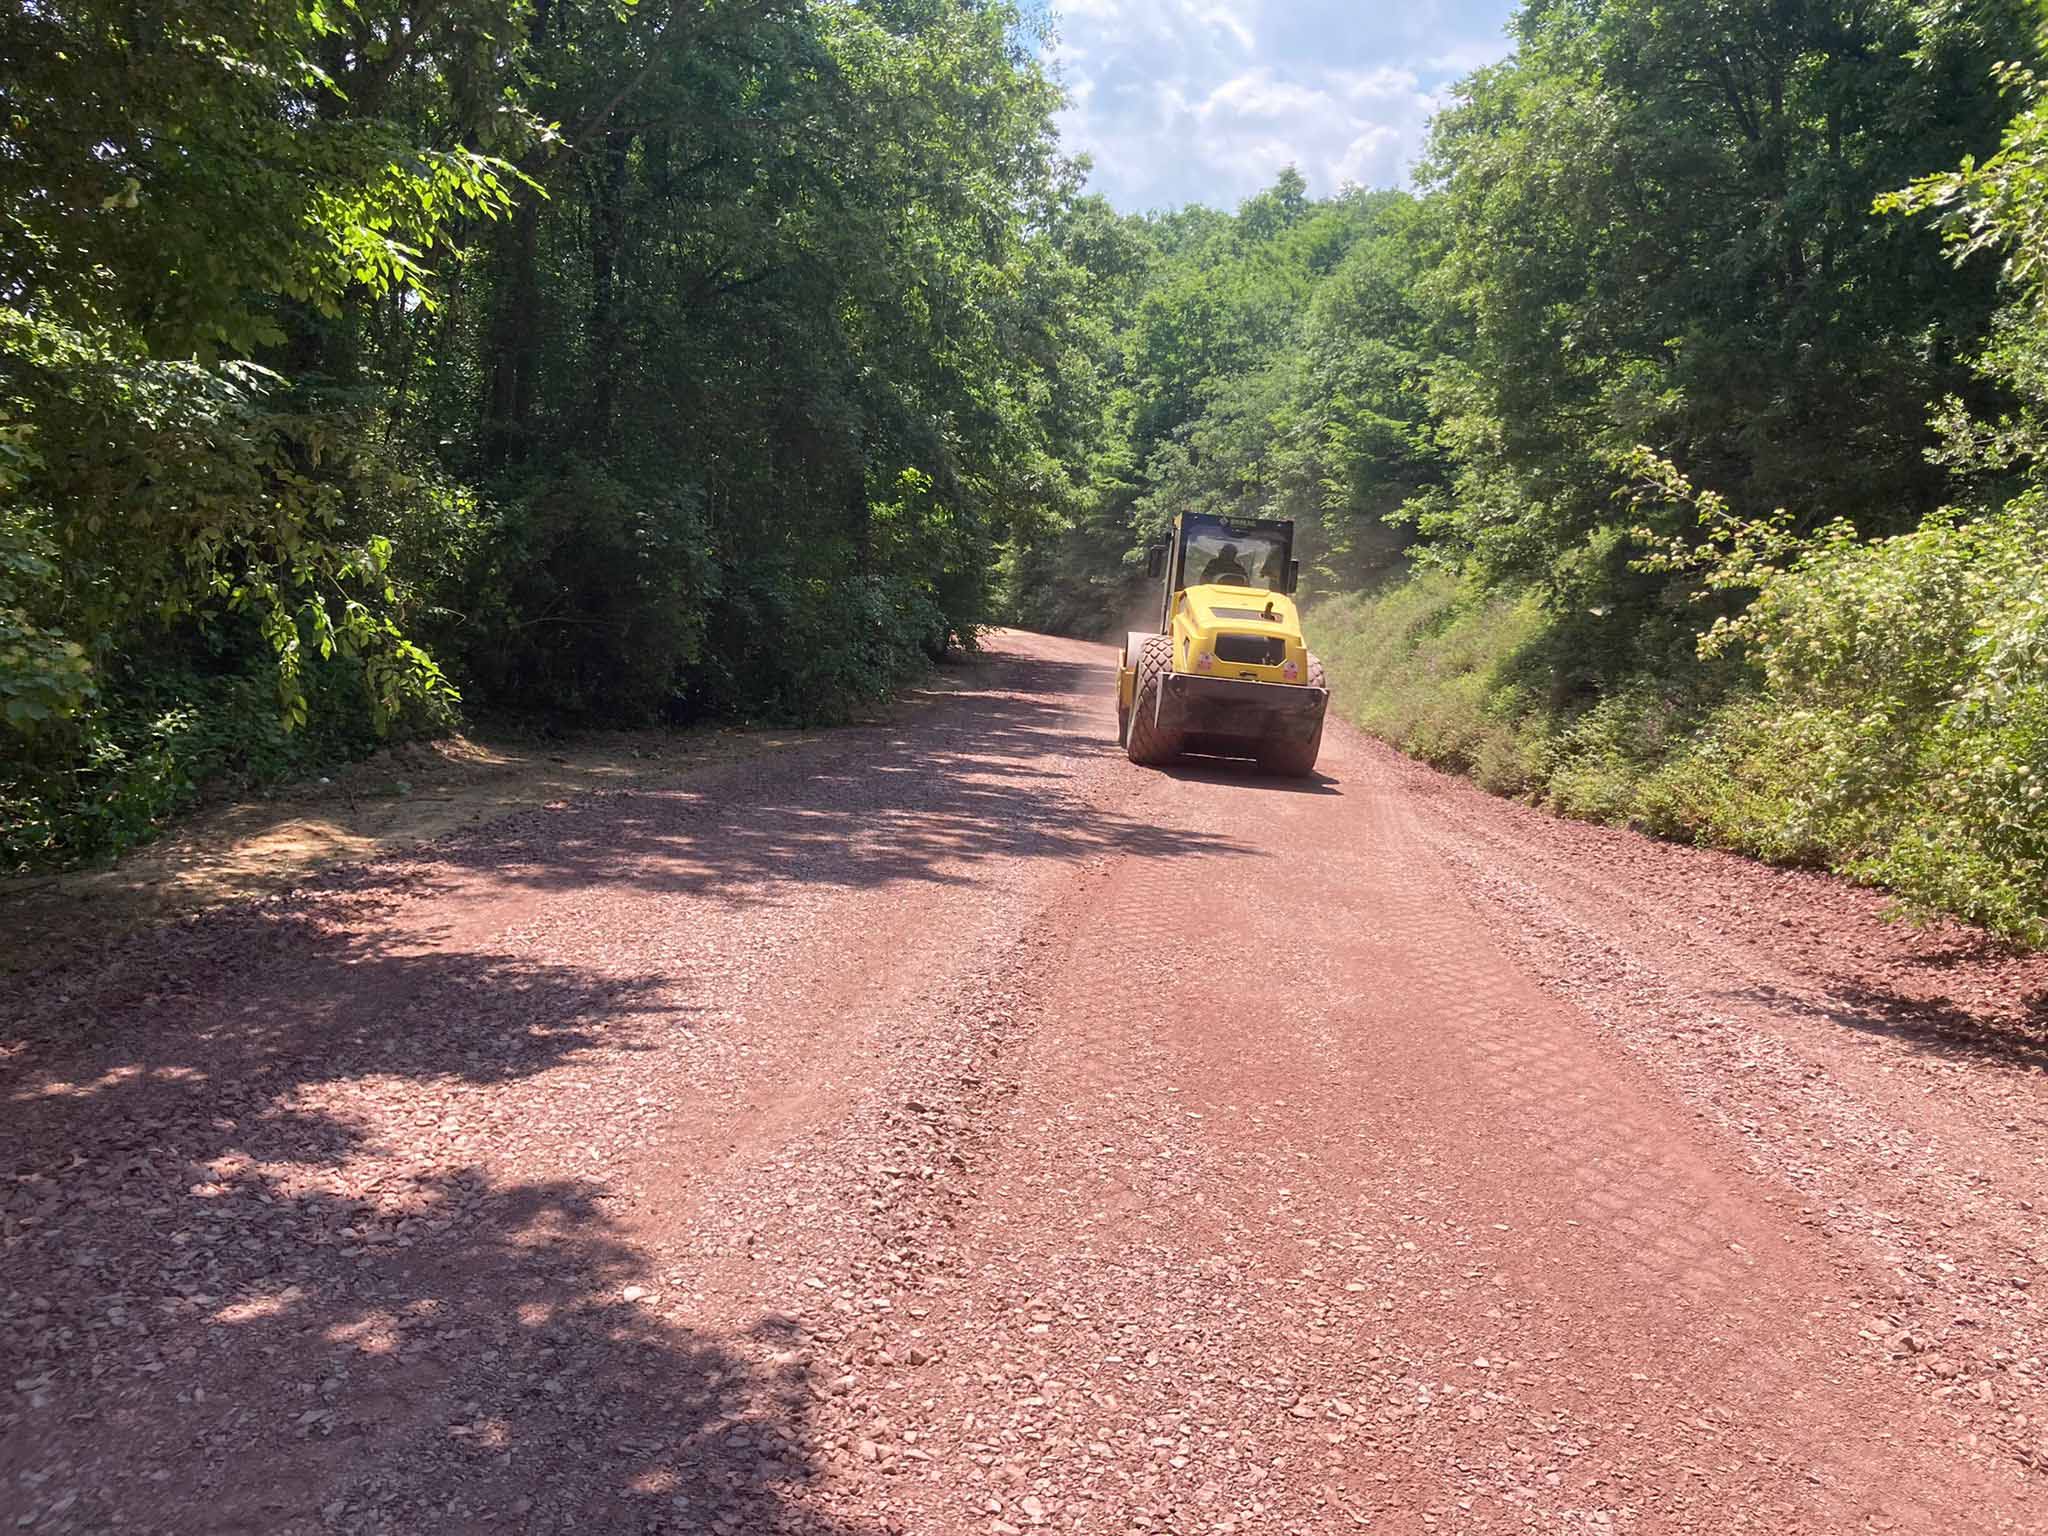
<box><xmin>4</xmin><ymin>629</ymin><xmax>2047</xmax><ymax>1535</ymax></box>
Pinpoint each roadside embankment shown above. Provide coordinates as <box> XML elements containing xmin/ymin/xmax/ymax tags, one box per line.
<box><xmin>1314</xmin><ymin>522</ymin><xmax>2048</xmax><ymax>946</ymax></box>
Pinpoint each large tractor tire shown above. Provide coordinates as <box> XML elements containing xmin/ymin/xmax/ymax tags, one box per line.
<box><xmin>1117</xmin><ymin>631</ymin><xmax>1156</xmax><ymax>748</ymax></box>
<box><xmin>1258</xmin><ymin>655</ymin><xmax>1327</xmax><ymax>778</ymax></box>
<box><xmin>1124</xmin><ymin>636</ymin><xmax>1184</xmax><ymax>767</ymax></box>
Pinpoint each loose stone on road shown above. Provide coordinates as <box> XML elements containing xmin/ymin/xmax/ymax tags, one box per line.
<box><xmin>2</xmin><ymin>631</ymin><xmax>2043</xmax><ymax>1533</ymax></box>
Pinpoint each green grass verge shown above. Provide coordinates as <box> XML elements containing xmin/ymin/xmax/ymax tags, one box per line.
<box><xmin>1312</xmin><ymin>551</ymin><xmax>2048</xmax><ymax>946</ymax></box>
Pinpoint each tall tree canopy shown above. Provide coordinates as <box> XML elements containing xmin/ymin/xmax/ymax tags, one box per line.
<box><xmin>1009</xmin><ymin>0</ymin><xmax>2039</xmax><ymax>647</ymax></box>
<box><xmin>2</xmin><ymin>0</ymin><xmax>1109</xmax><ymax>864</ymax></box>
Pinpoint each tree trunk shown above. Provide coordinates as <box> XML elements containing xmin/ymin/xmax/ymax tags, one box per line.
<box><xmin>483</xmin><ymin>200</ymin><xmax>542</xmax><ymax>468</ymax></box>
<box><xmin>590</xmin><ymin>131</ymin><xmax>631</xmax><ymax>455</ymax></box>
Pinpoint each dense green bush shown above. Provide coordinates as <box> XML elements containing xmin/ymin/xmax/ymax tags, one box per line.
<box><xmin>449</xmin><ymin>469</ymin><xmax>716</xmax><ymax>724</ymax></box>
<box><xmin>0</xmin><ymin>318</ymin><xmax>472</xmax><ymax>871</ymax></box>
<box><xmin>1727</xmin><ymin>500</ymin><xmax>2048</xmax><ymax>938</ymax></box>
<box><xmin>688</xmin><ymin>565</ymin><xmax>954</xmax><ymax>727</ymax></box>
<box><xmin>1319</xmin><ymin>500</ymin><xmax>2048</xmax><ymax>941</ymax></box>
<box><xmin>0</xmin><ymin>649</ymin><xmax>414</xmax><ymax>872</ymax></box>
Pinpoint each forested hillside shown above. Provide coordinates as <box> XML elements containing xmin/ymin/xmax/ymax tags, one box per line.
<box><xmin>1005</xmin><ymin>0</ymin><xmax>2048</xmax><ymax>942</ymax></box>
<box><xmin>1</xmin><ymin>0</ymin><xmax>1126</xmax><ymax>866</ymax></box>
<box><xmin>7</xmin><ymin>0</ymin><xmax>2048</xmax><ymax>941</ymax></box>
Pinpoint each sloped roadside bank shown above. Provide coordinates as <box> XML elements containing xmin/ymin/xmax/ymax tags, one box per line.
<box><xmin>1313</xmin><ymin>558</ymin><xmax>2048</xmax><ymax>948</ymax></box>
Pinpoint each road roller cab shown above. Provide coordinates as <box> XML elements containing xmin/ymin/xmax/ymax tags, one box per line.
<box><xmin>1114</xmin><ymin>513</ymin><xmax>1330</xmax><ymax>777</ymax></box>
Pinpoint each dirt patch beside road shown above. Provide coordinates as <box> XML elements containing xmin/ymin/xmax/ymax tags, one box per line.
<box><xmin>0</xmin><ymin>662</ymin><xmax>989</xmax><ymax>978</ymax></box>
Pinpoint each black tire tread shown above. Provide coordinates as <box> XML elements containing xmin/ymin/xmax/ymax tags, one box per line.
<box><xmin>1125</xmin><ymin>636</ymin><xmax>1183</xmax><ymax>766</ymax></box>
<box><xmin>1259</xmin><ymin>655</ymin><xmax>1327</xmax><ymax>777</ymax></box>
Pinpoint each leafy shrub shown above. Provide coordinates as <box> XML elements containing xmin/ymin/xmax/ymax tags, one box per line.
<box><xmin>1322</xmin><ymin>502</ymin><xmax>2048</xmax><ymax>943</ymax></box>
<box><xmin>446</xmin><ymin>464</ymin><xmax>969</xmax><ymax>730</ymax></box>
<box><xmin>1729</xmin><ymin>498</ymin><xmax>2048</xmax><ymax>939</ymax></box>
<box><xmin>449</xmin><ymin>468</ymin><xmax>717</xmax><ymax>723</ymax></box>
<box><xmin>2</xmin><ymin>302</ymin><xmax>464</xmax><ymax>746</ymax></box>
<box><xmin>776</xmin><ymin>573</ymin><xmax>954</xmax><ymax>723</ymax></box>
<box><xmin>690</xmin><ymin>565</ymin><xmax>954</xmax><ymax>726</ymax></box>
<box><xmin>1313</xmin><ymin>572</ymin><xmax>1548</xmax><ymax>794</ymax></box>
<box><xmin>0</xmin><ymin>650</ymin><xmax>414</xmax><ymax>872</ymax></box>
<box><xmin>1</xmin><ymin>313</ymin><xmax>480</xmax><ymax>873</ymax></box>
<box><xmin>1626</xmin><ymin>697</ymin><xmax>1831</xmax><ymax>866</ymax></box>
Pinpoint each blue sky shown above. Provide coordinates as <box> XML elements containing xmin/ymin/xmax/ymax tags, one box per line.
<box><xmin>1043</xmin><ymin>1</ymin><xmax>1521</xmax><ymax>212</ymax></box>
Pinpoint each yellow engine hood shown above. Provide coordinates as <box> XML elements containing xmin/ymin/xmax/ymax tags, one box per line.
<box><xmin>1179</xmin><ymin>584</ymin><xmax>1303</xmax><ymax>640</ymax></box>
<box><xmin>1170</xmin><ymin>585</ymin><xmax>1310</xmax><ymax>684</ymax></box>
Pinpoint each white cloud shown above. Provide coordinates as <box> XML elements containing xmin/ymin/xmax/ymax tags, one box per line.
<box><xmin>1335</xmin><ymin>124</ymin><xmax>1405</xmax><ymax>188</ymax></box>
<box><xmin>1335</xmin><ymin>66</ymin><xmax>1427</xmax><ymax>104</ymax></box>
<box><xmin>1048</xmin><ymin>0</ymin><xmax>1519</xmax><ymax>210</ymax></box>
<box><xmin>1198</xmin><ymin>4</ymin><xmax>1256</xmax><ymax>51</ymax></box>
<box><xmin>1203</xmin><ymin>68</ymin><xmax>1332</xmax><ymax>121</ymax></box>
<box><xmin>1426</xmin><ymin>37</ymin><xmax>1516</xmax><ymax>75</ymax></box>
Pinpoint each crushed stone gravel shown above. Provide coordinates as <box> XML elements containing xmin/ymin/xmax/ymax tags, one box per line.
<box><xmin>2</xmin><ymin>631</ymin><xmax>2042</xmax><ymax>1533</ymax></box>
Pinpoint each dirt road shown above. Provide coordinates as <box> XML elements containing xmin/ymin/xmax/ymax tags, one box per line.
<box><xmin>4</xmin><ymin>631</ymin><xmax>2045</xmax><ymax>1534</ymax></box>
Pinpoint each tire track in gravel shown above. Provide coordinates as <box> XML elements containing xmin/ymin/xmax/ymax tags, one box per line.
<box><xmin>5</xmin><ymin>631</ymin><xmax>2042</xmax><ymax>1535</ymax></box>
<box><xmin>859</xmin><ymin>677</ymin><xmax>2032</xmax><ymax>1533</ymax></box>
<box><xmin>1364</xmin><ymin>738</ymin><xmax>2048</xmax><ymax>1481</ymax></box>
<box><xmin>1350</xmin><ymin>773</ymin><xmax>1969</xmax><ymax>1532</ymax></box>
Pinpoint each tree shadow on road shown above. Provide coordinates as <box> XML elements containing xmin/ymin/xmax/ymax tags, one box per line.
<box><xmin>0</xmin><ymin>641</ymin><xmax>1241</xmax><ymax>1533</ymax></box>
<box><xmin>1725</xmin><ymin>978</ymin><xmax>2048</xmax><ymax>1075</ymax></box>
<box><xmin>0</xmin><ymin>899</ymin><xmax>877</xmax><ymax>1533</ymax></box>
<box><xmin>388</xmin><ymin>649</ymin><xmax>1261</xmax><ymax>907</ymax></box>
<box><xmin>7</xmin><ymin>1162</ymin><xmax>877</xmax><ymax>1534</ymax></box>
